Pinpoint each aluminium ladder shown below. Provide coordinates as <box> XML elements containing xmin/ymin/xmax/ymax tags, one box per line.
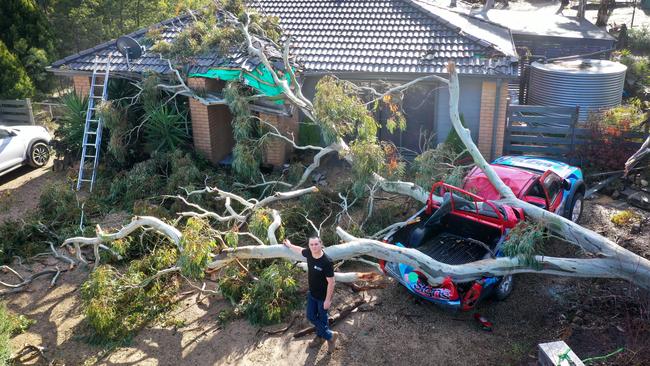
<box><xmin>76</xmin><ymin>58</ymin><xmax>110</xmax><ymax>192</ymax></box>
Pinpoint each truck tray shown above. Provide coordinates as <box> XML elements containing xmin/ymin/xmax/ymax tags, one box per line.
<box><xmin>416</xmin><ymin>232</ymin><xmax>490</xmax><ymax>265</ymax></box>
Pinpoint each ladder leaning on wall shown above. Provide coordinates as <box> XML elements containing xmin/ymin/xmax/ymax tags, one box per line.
<box><xmin>76</xmin><ymin>58</ymin><xmax>110</xmax><ymax>192</ymax></box>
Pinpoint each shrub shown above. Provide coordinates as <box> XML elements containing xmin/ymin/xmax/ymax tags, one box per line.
<box><xmin>81</xmin><ymin>245</ymin><xmax>180</xmax><ymax>342</ymax></box>
<box><xmin>107</xmin><ymin>151</ymin><xmax>204</xmax><ymax>210</ymax></box>
<box><xmin>143</xmin><ymin>104</ymin><xmax>191</xmax><ymax>154</ymax></box>
<box><xmin>574</xmin><ymin>109</ymin><xmax>647</xmax><ymax>175</ymax></box>
<box><xmin>218</xmin><ymin>260</ymin><xmax>302</xmax><ymax>326</ymax></box>
<box><xmin>628</xmin><ymin>26</ymin><xmax>650</xmax><ymax>54</ymax></box>
<box><xmin>52</xmin><ymin>92</ymin><xmax>87</xmax><ymax>160</ymax></box>
<box><xmin>38</xmin><ymin>182</ymin><xmax>81</xmax><ymax>226</ymax></box>
<box><xmin>0</xmin><ymin>303</ymin><xmax>34</xmax><ymax>364</ymax></box>
<box><xmin>0</xmin><ymin>40</ymin><xmax>34</xmax><ymax>99</ymax></box>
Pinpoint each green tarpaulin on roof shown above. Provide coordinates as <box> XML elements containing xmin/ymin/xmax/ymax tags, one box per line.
<box><xmin>190</xmin><ymin>63</ymin><xmax>291</xmax><ymax>103</ymax></box>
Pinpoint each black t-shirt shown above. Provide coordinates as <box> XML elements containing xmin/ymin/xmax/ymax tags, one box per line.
<box><xmin>301</xmin><ymin>248</ymin><xmax>334</xmax><ymax>300</ymax></box>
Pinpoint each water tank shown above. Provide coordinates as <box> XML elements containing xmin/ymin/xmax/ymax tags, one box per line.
<box><xmin>528</xmin><ymin>59</ymin><xmax>627</xmax><ymax>122</ymax></box>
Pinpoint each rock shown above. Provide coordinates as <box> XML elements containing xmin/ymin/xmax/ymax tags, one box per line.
<box><xmin>572</xmin><ymin>316</ymin><xmax>584</xmax><ymax>325</ymax></box>
<box><xmin>641</xmin><ymin>179</ymin><xmax>649</xmax><ymax>188</ymax></box>
<box><xmin>627</xmin><ymin>191</ymin><xmax>650</xmax><ymax>210</ymax></box>
<box><xmin>612</xmin><ymin>190</ymin><xmax>620</xmax><ymax>199</ymax></box>
<box><xmin>631</xmin><ymin>223</ymin><xmax>642</xmax><ymax>234</ymax></box>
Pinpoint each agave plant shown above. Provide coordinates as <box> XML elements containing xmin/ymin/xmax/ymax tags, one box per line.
<box><xmin>52</xmin><ymin>92</ymin><xmax>87</xmax><ymax>159</ymax></box>
<box><xmin>143</xmin><ymin>104</ymin><xmax>190</xmax><ymax>154</ymax></box>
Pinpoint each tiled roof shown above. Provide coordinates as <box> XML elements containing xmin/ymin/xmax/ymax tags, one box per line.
<box><xmin>260</xmin><ymin>0</ymin><xmax>516</xmax><ymax>75</ymax></box>
<box><xmin>49</xmin><ymin>0</ymin><xmax>518</xmax><ymax>76</ymax></box>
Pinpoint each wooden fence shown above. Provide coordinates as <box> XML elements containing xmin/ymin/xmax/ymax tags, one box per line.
<box><xmin>0</xmin><ymin>99</ymin><xmax>35</xmax><ymax>126</ymax></box>
<box><xmin>504</xmin><ymin>104</ymin><xmax>646</xmax><ymax>164</ymax></box>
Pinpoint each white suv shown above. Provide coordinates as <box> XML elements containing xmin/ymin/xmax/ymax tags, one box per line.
<box><xmin>0</xmin><ymin>125</ymin><xmax>52</xmax><ymax>177</ymax></box>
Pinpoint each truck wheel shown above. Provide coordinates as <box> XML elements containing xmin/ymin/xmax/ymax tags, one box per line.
<box><xmin>495</xmin><ymin>275</ymin><xmax>513</xmax><ymax>301</ymax></box>
<box><xmin>28</xmin><ymin>142</ymin><xmax>50</xmax><ymax>168</ymax></box>
<box><xmin>567</xmin><ymin>192</ymin><xmax>584</xmax><ymax>223</ymax></box>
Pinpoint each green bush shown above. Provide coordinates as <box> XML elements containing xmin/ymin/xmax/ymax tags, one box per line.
<box><xmin>0</xmin><ymin>40</ymin><xmax>34</xmax><ymax>99</ymax></box>
<box><xmin>298</xmin><ymin>121</ymin><xmax>323</xmax><ymax>147</ymax></box>
<box><xmin>0</xmin><ymin>303</ymin><xmax>34</xmax><ymax>364</ymax></box>
<box><xmin>218</xmin><ymin>260</ymin><xmax>302</xmax><ymax>326</ymax></box>
<box><xmin>628</xmin><ymin>26</ymin><xmax>650</xmax><ymax>54</ymax></box>
<box><xmin>81</xmin><ymin>245</ymin><xmax>179</xmax><ymax>342</ymax></box>
<box><xmin>38</xmin><ymin>182</ymin><xmax>81</xmax><ymax>226</ymax></box>
<box><xmin>143</xmin><ymin>104</ymin><xmax>191</xmax><ymax>154</ymax></box>
<box><xmin>107</xmin><ymin>151</ymin><xmax>205</xmax><ymax>210</ymax></box>
<box><xmin>53</xmin><ymin>92</ymin><xmax>87</xmax><ymax>160</ymax></box>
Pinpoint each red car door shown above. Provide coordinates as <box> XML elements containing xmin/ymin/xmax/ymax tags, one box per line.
<box><xmin>540</xmin><ymin>170</ymin><xmax>565</xmax><ymax>214</ymax></box>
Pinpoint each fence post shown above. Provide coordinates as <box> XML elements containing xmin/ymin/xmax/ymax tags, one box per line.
<box><xmin>25</xmin><ymin>98</ymin><xmax>35</xmax><ymax>125</ymax></box>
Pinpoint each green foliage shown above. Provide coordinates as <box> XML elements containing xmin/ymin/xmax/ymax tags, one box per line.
<box><xmin>600</xmin><ymin>102</ymin><xmax>647</xmax><ymax>132</ymax></box>
<box><xmin>179</xmin><ymin>218</ymin><xmax>218</xmax><ymax>279</ymax></box>
<box><xmin>619</xmin><ymin>51</ymin><xmax>650</xmax><ymax>91</ymax></box>
<box><xmin>0</xmin><ymin>303</ymin><xmax>34</xmax><ymax>364</ymax></box>
<box><xmin>314</xmin><ymin>76</ymin><xmax>378</xmax><ymax>144</ymax></box>
<box><xmin>249</xmin><ymin>208</ymin><xmax>285</xmax><ymax>244</ymax></box>
<box><xmin>53</xmin><ymin>92</ymin><xmax>87</xmax><ymax>159</ymax></box>
<box><xmin>349</xmin><ymin>139</ymin><xmax>385</xmax><ymax>196</ymax></box>
<box><xmin>38</xmin><ymin>182</ymin><xmax>81</xmax><ymax>226</ymax></box>
<box><xmin>502</xmin><ymin>221</ymin><xmax>546</xmax><ymax>268</ymax></box>
<box><xmin>98</xmin><ymin>100</ymin><xmax>129</xmax><ymax>164</ymax></box>
<box><xmin>150</xmin><ymin>0</ymin><xmax>280</xmax><ymax>61</ymax></box>
<box><xmin>0</xmin><ymin>181</ymin><xmax>94</xmax><ymax>264</ymax></box>
<box><xmin>628</xmin><ymin>26</ymin><xmax>650</xmax><ymax>55</ymax></box>
<box><xmin>444</xmin><ymin>114</ymin><xmax>469</xmax><ymax>155</ymax></box>
<box><xmin>0</xmin><ymin>0</ymin><xmax>54</xmax><ymax>95</ymax></box>
<box><xmin>225</xmin><ymin>82</ymin><xmax>263</xmax><ymax>181</ymax></box>
<box><xmin>107</xmin><ymin>151</ymin><xmax>204</xmax><ymax>210</ymax></box>
<box><xmin>81</xmin><ymin>245</ymin><xmax>180</xmax><ymax>342</ymax></box>
<box><xmin>218</xmin><ymin>260</ymin><xmax>302</xmax><ymax>325</ymax></box>
<box><xmin>143</xmin><ymin>104</ymin><xmax>191</xmax><ymax>154</ymax></box>
<box><xmin>298</xmin><ymin>121</ymin><xmax>323</xmax><ymax>147</ymax></box>
<box><xmin>411</xmin><ymin>143</ymin><xmax>470</xmax><ymax>188</ymax></box>
<box><xmin>0</xmin><ymin>40</ymin><xmax>34</xmax><ymax>99</ymax></box>
<box><xmin>576</xmin><ymin>107</ymin><xmax>648</xmax><ymax>174</ymax></box>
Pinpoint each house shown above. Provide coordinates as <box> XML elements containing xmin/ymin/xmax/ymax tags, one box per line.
<box><xmin>48</xmin><ymin>0</ymin><xmax>520</xmax><ymax>166</ymax></box>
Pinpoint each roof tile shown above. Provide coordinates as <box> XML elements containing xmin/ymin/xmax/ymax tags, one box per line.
<box><xmin>50</xmin><ymin>0</ymin><xmax>515</xmax><ymax>76</ymax></box>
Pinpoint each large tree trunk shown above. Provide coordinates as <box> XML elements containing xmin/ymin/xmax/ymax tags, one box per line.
<box><xmin>444</xmin><ymin>63</ymin><xmax>650</xmax><ymax>289</ymax></box>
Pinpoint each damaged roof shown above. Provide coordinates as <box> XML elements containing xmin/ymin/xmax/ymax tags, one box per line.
<box><xmin>49</xmin><ymin>0</ymin><xmax>518</xmax><ymax>76</ymax></box>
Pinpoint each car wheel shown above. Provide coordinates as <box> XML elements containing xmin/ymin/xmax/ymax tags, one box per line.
<box><xmin>28</xmin><ymin>142</ymin><xmax>50</xmax><ymax>168</ymax></box>
<box><xmin>494</xmin><ymin>275</ymin><xmax>513</xmax><ymax>301</ymax></box>
<box><xmin>567</xmin><ymin>192</ymin><xmax>584</xmax><ymax>223</ymax></box>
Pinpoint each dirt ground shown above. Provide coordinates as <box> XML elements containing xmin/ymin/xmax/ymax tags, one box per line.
<box><xmin>1</xmin><ymin>164</ymin><xmax>650</xmax><ymax>365</ymax></box>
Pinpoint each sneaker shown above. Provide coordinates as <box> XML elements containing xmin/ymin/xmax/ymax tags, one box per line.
<box><xmin>308</xmin><ymin>336</ymin><xmax>324</xmax><ymax>348</ymax></box>
<box><xmin>327</xmin><ymin>331</ymin><xmax>339</xmax><ymax>353</ymax></box>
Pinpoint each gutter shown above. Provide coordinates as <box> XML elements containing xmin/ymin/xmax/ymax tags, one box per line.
<box><xmin>490</xmin><ymin>78</ymin><xmax>503</xmax><ymax>161</ymax></box>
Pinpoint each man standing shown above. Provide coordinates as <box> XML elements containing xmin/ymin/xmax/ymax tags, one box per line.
<box><xmin>283</xmin><ymin>236</ymin><xmax>339</xmax><ymax>353</ymax></box>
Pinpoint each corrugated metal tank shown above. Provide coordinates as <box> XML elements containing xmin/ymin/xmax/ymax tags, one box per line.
<box><xmin>528</xmin><ymin>59</ymin><xmax>626</xmax><ymax>122</ymax></box>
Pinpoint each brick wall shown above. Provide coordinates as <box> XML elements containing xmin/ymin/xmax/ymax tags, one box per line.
<box><xmin>478</xmin><ymin>80</ymin><xmax>509</xmax><ymax>160</ymax></box>
<box><xmin>188</xmin><ymin>77</ymin><xmax>235</xmax><ymax>164</ymax></box>
<box><xmin>261</xmin><ymin>109</ymin><xmax>299</xmax><ymax>167</ymax></box>
<box><xmin>72</xmin><ymin>75</ymin><xmax>91</xmax><ymax>98</ymax></box>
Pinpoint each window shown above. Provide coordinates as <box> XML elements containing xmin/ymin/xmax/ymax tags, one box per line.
<box><xmin>542</xmin><ymin>172</ymin><xmax>564</xmax><ymax>206</ymax></box>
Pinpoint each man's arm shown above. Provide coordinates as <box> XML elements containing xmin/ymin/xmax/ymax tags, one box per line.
<box><xmin>282</xmin><ymin>239</ymin><xmax>305</xmax><ymax>256</ymax></box>
<box><xmin>323</xmin><ymin>276</ymin><xmax>335</xmax><ymax>310</ymax></box>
